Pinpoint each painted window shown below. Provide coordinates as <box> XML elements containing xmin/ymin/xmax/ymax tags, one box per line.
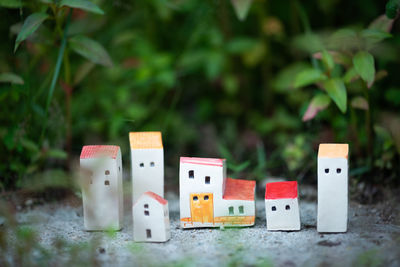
<box><xmin>144</xmin><ymin>203</ymin><xmax>149</xmax><ymax>216</ymax></box>
<box><xmin>229</xmin><ymin>206</ymin><xmax>234</xmax><ymax>215</ymax></box>
<box><xmin>140</xmin><ymin>163</ymin><xmax>144</xmax><ymax>167</ymax></box>
<box><xmin>150</xmin><ymin>162</ymin><xmax>155</xmax><ymax>167</ymax></box>
<box><xmin>285</xmin><ymin>205</ymin><xmax>290</xmax><ymax>210</ymax></box>
<box><xmin>336</xmin><ymin>168</ymin><xmax>341</xmax><ymax>173</ymax></box>
<box><xmin>272</xmin><ymin>206</ymin><xmax>277</xmax><ymax>211</ymax></box>
<box><xmin>105</xmin><ymin>170</ymin><xmax>110</xmax><ymax>175</ymax></box>
<box><xmin>193</xmin><ymin>196</ymin><xmax>198</xmax><ymax>201</ymax></box>
<box><xmin>205</xmin><ymin>176</ymin><xmax>210</xmax><ymax>184</ymax></box>
<box><xmin>144</xmin><ymin>210</ymin><xmax>149</xmax><ymax>216</ymax></box>
<box><xmin>104</xmin><ymin>180</ymin><xmax>110</xmax><ymax>186</ymax></box>
<box><xmin>146</xmin><ymin>229</ymin><xmax>151</xmax><ymax>238</ymax></box>
<box><xmin>189</xmin><ymin>170</ymin><xmax>194</xmax><ymax>179</ymax></box>
<box><xmin>324</xmin><ymin>168</ymin><xmax>329</xmax><ymax>173</ymax></box>
<box><xmin>204</xmin><ymin>195</ymin><xmax>209</xmax><ymax>200</ymax></box>
<box><xmin>239</xmin><ymin>206</ymin><xmax>244</xmax><ymax>214</ymax></box>
<box><xmin>144</xmin><ymin>204</ymin><xmax>149</xmax><ymax>208</ymax></box>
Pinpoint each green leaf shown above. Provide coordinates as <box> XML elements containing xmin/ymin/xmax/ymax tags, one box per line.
<box><xmin>59</xmin><ymin>0</ymin><xmax>104</xmax><ymax>15</ymax></box>
<box><xmin>361</xmin><ymin>29</ymin><xmax>392</xmax><ymax>48</ymax></box>
<box><xmin>273</xmin><ymin>62</ymin><xmax>310</xmax><ymax>91</ymax></box>
<box><xmin>343</xmin><ymin>67</ymin><xmax>359</xmax><ymax>84</ymax></box>
<box><xmin>302</xmin><ymin>94</ymin><xmax>331</xmax><ymax>121</ymax></box>
<box><xmin>321</xmin><ymin>50</ymin><xmax>335</xmax><ymax>71</ymax></box>
<box><xmin>0</xmin><ymin>0</ymin><xmax>23</xmax><ymax>8</ymax></box>
<box><xmin>386</xmin><ymin>0</ymin><xmax>400</xmax><ymax>19</ymax></box>
<box><xmin>0</xmin><ymin>72</ymin><xmax>24</xmax><ymax>84</ymax></box>
<box><xmin>353</xmin><ymin>51</ymin><xmax>375</xmax><ymax>86</ymax></box>
<box><xmin>323</xmin><ymin>78</ymin><xmax>347</xmax><ymax>113</ymax></box>
<box><xmin>46</xmin><ymin>149</ymin><xmax>68</xmax><ymax>159</ymax></box>
<box><xmin>368</xmin><ymin>14</ymin><xmax>394</xmax><ymax>33</ymax></box>
<box><xmin>14</xmin><ymin>13</ymin><xmax>49</xmax><ymax>52</ymax></box>
<box><xmin>69</xmin><ymin>35</ymin><xmax>113</xmax><ymax>67</ymax></box>
<box><xmin>230</xmin><ymin>0</ymin><xmax>253</xmax><ymax>21</ymax></box>
<box><xmin>294</xmin><ymin>68</ymin><xmax>327</xmax><ymax>88</ymax></box>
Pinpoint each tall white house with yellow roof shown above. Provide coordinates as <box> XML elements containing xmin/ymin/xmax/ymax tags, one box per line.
<box><xmin>130</xmin><ymin>132</ymin><xmax>164</xmax><ymax>203</ymax></box>
<box><xmin>317</xmin><ymin>143</ymin><xmax>349</xmax><ymax>233</ymax></box>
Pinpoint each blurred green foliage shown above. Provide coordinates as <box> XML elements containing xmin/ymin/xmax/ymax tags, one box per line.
<box><xmin>0</xmin><ymin>0</ymin><xmax>399</xmax><ymax>190</ymax></box>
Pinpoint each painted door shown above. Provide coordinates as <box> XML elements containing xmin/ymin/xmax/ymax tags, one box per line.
<box><xmin>190</xmin><ymin>193</ymin><xmax>214</xmax><ymax>223</ymax></box>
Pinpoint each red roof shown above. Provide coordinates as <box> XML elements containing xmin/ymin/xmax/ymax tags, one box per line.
<box><xmin>180</xmin><ymin>157</ymin><xmax>225</xmax><ymax>167</ymax></box>
<box><xmin>80</xmin><ymin>145</ymin><xmax>120</xmax><ymax>159</ymax></box>
<box><xmin>223</xmin><ymin>178</ymin><xmax>256</xmax><ymax>201</ymax></box>
<box><xmin>265</xmin><ymin>181</ymin><xmax>298</xmax><ymax>200</ymax></box>
<box><xmin>144</xmin><ymin>191</ymin><xmax>168</xmax><ymax>205</ymax></box>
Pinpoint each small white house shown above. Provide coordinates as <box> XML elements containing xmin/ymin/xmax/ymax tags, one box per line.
<box><xmin>317</xmin><ymin>143</ymin><xmax>349</xmax><ymax>233</ymax></box>
<box><xmin>180</xmin><ymin>157</ymin><xmax>256</xmax><ymax>228</ymax></box>
<box><xmin>130</xmin><ymin>132</ymin><xmax>164</xmax><ymax>203</ymax></box>
<box><xmin>265</xmin><ymin>181</ymin><xmax>300</xmax><ymax>231</ymax></box>
<box><xmin>80</xmin><ymin>145</ymin><xmax>123</xmax><ymax>231</ymax></box>
<box><xmin>132</xmin><ymin>191</ymin><xmax>170</xmax><ymax>242</ymax></box>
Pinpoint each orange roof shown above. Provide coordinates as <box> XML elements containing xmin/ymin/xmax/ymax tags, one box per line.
<box><xmin>144</xmin><ymin>191</ymin><xmax>167</xmax><ymax>205</ymax></box>
<box><xmin>180</xmin><ymin>157</ymin><xmax>225</xmax><ymax>167</ymax></box>
<box><xmin>223</xmin><ymin>178</ymin><xmax>256</xmax><ymax>201</ymax></box>
<box><xmin>318</xmin><ymin>143</ymin><xmax>349</xmax><ymax>159</ymax></box>
<box><xmin>129</xmin><ymin>132</ymin><xmax>163</xmax><ymax>149</ymax></box>
<box><xmin>80</xmin><ymin>145</ymin><xmax>119</xmax><ymax>159</ymax></box>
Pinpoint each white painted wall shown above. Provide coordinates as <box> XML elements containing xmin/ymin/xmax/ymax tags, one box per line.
<box><xmin>265</xmin><ymin>198</ymin><xmax>300</xmax><ymax>231</ymax></box>
<box><xmin>80</xmin><ymin>150</ymin><xmax>123</xmax><ymax>231</ymax></box>
<box><xmin>179</xmin><ymin>161</ymin><xmax>226</xmax><ymax>222</ymax></box>
<box><xmin>131</xmin><ymin>149</ymin><xmax>164</xmax><ymax>203</ymax></box>
<box><xmin>133</xmin><ymin>195</ymin><xmax>170</xmax><ymax>242</ymax></box>
<box><xmin>317</xmin><ymin>157</ymin><xmax>348</xmax><ymax>232</ymax></box>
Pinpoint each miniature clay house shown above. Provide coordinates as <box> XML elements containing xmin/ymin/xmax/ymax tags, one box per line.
<box><xmin>80</xmin><ymin>145</ymin><xmax>123</xmax><ymax>231</ymax></box>
<box><xmin>265</xmin><ymin>181</ymin><xmax>300</xmax><ymax>231</ymax></box>
<box><xmin>179</xmin><ymin>157</ymin><xmax>256</xmax><ymax>228</ymax></box>
<box><xmin>317</xmin><ymin>143</ymin><xmax>349</xmax><ymax>233</ymax></box>
<box><xmin>132</xmin><ymin>191</ymin><xmax>170</xmax><ymax>242</ymax></box>
<box><xmin>129</xmin><ymin>132</ymin><xmax>164</xmax><ymax>203</ymax></box>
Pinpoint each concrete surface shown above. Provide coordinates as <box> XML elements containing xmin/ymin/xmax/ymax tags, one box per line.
<box><xmin>6</xmin><ymin>193</ymin><xmax>400</xmax><ymax>267</ymax></box>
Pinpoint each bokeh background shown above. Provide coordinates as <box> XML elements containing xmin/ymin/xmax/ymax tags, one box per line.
<box><xmin>0</xmin><ymin>0</ymin><xmax>399</xmax><ymax>199</ymax></box>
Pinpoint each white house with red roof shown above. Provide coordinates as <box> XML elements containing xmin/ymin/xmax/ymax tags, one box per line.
<box><xmin>179</xmin><ymin>157</ymin><xmax>256</xmax><ymax>228</ymax></box>
<box><xmin>80</xmin><ymin>145</ymin><xmax>123</xmax><ymax>231</ymax></box>
<box><xmin>133</xmin><ymin>191</ymin><xmax>170</xmax><ymax>242</ymax></box>
<box><xmin>265</xmin><ymin>181</ymin><xmax>300</xmax><ymax>231</ymax></box>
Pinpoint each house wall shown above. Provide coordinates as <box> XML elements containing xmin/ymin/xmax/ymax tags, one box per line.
<box><xmin>317</xmin><ymin>157</ymin><xmax>348</xmax><ymax>232</ymax></box>
<box><xmin>131</xmin><ymin>148</ymin><xmax>164</xmax><ymax>203</ymax></box>
<box><xmin>81</xmin><ymin>153</ymin><xmax>123</xmax><ymax>230</ymax></box>
<box><xmin>179</xmin><ymin>161</ymin><xmax>226</xmax><ymax>222</ymax></box>
<box><xmin>133</xmin><ymin>196</ymin><xmax>169</xmax><ymax>242</ymax></box>
<box><xmin>265</xmin><ymin>198</ymin><xmax>300</xmax><ymax>230</ymax></box>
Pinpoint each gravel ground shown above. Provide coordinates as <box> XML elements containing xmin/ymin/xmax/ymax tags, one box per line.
<box><xmin>4</xmin><ymin>191</ymin><xmax>400</xmax><ymax>267</ymax></box>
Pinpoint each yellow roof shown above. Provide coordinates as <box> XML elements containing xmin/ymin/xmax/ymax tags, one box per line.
<box><xmin>318</xmin><ymin>143</ymin><xmax>349</xmax><ymax>159</ymax></box>
<box><xmin>129</xmin><ymin>132</ymin><xmax>163</xmax><ymax>149</ymax></box>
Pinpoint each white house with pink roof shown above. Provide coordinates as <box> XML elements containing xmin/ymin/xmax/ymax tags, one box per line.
<box><xmin>80</xmin><ymin>145</ymin><xmax>123</xmax><ymax>231</ymax></box>
<box><xmin>133</xmin><ymin>191</ymin><xmax>170</xmax><ymax>242</ymax></box>
<box><xmin>179</xmin><ymin>157</ymin><xmax>256</xmax><ymax>228</ymax></box>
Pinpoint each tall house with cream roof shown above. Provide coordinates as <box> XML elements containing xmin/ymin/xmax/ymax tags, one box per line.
<box><xmin>130</xmin><ymin>132</ymin><xmax>164</xmax><ymax>203</ymax></box>
<box><xmin>317</xmin><ymin>143</ymin><xmax>349</xmax><ymax>233</ymax></box>
<box><xmin>80</xmin><ymin>145</ymin><xmax>123</xmax><ymax>231</ymax></box>
<box><xmin>179</xmin><ymin>157</ymin><xmax>256</xmax><ymax>228</ymax></box>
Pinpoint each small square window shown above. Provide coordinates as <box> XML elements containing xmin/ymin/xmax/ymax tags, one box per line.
<box><xmin>189</xmin><ymin>170</ymin><xmax>194</xmax><ymax>179</ymax></box>
<box><xmin>229</xmin><ymin>206</ymin><xmax>234</xmax><ymax>215</ymax></box>
<box><xmin>105</xmin><ymin>170</ymin><xmax>110</xmax><ymax>175</ymax></box>
<box><xmin>90</xmin><ymin>180</ymin><xmax>93</xmax><ymax>185</ymax></box>
<box><xmin>144</xmin><ymin>210</ymin><xmax>149</xmax><ymax>216</ymax></box>
<box><xmin>285</xmin><ymin>205</ymin><xmax>290</xmax><ymax>210</ymax></box>
<box><xmin>150</xmin><ymin>162</ymin><xmax>155</xmax><ymax>167</ymax></box>
<box><xmin>336</xmin><ymin>168</ymin><xmax>341</xmax><ymax>174</ymax></box>
<box><xmin>105</xmin><ymin>180</ymin><xmax>110</xmax><ymax>186</ymax></box>
<box><xmin>144</xmin><ymin>204</ymin><xmax>149</xmax><ymax>209</ymax></box>
<box><xmin>325</xmin><ymin>168</ymin><xmax>329</xmax><ymax>174</ymax></box>
<box><xmin>140</xmin><ymin>163</ymin><xmax>144</xmax><ymax>167</ymax></box>
<box><xmin>205</xmin><ymin>176</ymin><xmax>210</xmax><ymax>184</ymax></box>
<box><xmin>193</xmin><ymin>196</ymin><xmax>198</xmax><ymax>201</ymax></box>
<box><xmin>146</xmin><ymin>229</ymin><xmax>151</xmax><ymax>238</ymax></box>
<box><xmin>239</xmin><ymin>206</ymin><xmax>244</xmax><ymax>214</ymax></box>
<box><xmin>272</xmin><ymin>206</ymin><xmax>277</xmax><ymax>211</ymax></box>
<box><xmin>204</xmin><ymin>195</ymin><xmax>209</xmax><ymax>201</ymax></box>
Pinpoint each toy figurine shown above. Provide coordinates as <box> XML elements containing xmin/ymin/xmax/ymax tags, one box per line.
<box><xmin>179</xmin><ymin>157</ymin><xmax>256</xmax><ymax>228</ymax></box>
<box><xmin>132</xmin><ymin>191</ymin><xmax>171</xmax><ymax>242</ymax></box>
<box><xmin>265</xmin><ymin>181</ymin><xmax>300</xmax><ymax>231</ymax></box>
<box><xmin>317</xmin><ymin>143</ymin><xmax>349</xmax><ymax>233</ymax></box>
<box><xmin>129</xmin><ymin>132</ymin><xmax>164</xmax><ymax>203</ymax></box>
<box><xmin>80</xmin><ymin>145</ymin><xmax>123</xmax><ymax>231</ymax></box>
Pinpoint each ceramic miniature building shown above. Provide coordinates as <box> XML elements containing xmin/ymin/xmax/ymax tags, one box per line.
<box><xmin>317</xmin><ymin>143</ymin><xmax>349</xmax><ymax>233</ymax></box>
<box><xmin>129</xmin><ymin>132</ymin><xmax>164</xmax><ymax>203</ymax></box>
<box><xmin>80</xmin><ymin>145</ymin><xmax>123</xmax><ymax>231</ymax></box>
<box><xmin>265</xmin><ymin>181</ymin><xmax>300</xmax><ymax>231</ymax></box>
<box><xmin>179</xmin><ymin>157</ymin><xmax>256</xmax><ymax>228</ymax></box>
<box><xmin>132</xmin><ymin>191</ymin><xmax>170</xmax><ymax>242</ymax></box>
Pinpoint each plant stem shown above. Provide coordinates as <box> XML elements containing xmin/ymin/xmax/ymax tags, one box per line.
<box><xmin>40</xmin><ymin>10</ymin><xmax>72</xmax><ymax>145</ymax></box>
